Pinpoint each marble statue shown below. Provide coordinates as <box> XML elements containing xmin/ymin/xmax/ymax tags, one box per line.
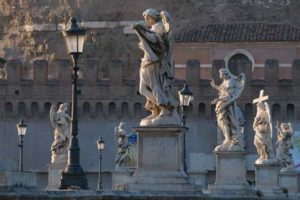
<box><xmin>49</xmin><ymin>103</ymin><xmax>71</xmax><ymax>164</ymax></box>
<box><xmin>114</xmin><ymin>122</ymin><xmax>130</xmax><ymax>169</ymax></box>
<box><xmin>133</xmin><ymin>8</ymin><xmax>180</xmax><ymax>126</ymax></box>
<box><xmin>210</xmin><ymin>68</ymin><xmax>245</xmax><ymax>151</ymax></box>
<box><xmin>276</xmin><ymin>122</ymin><xmax>295</xmax><ymax>172</ymax></box>
<box><xmin>252</xmin><ymin>90</ymin><xmax>277</xmax><ymax>164</ymax></box>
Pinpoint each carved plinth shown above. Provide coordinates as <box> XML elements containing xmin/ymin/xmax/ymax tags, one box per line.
<box><xmin>128</xmin><ymin>126</ymin><xmax>196</xmax><ymax>192</ymax></box>
<box><xmin>279</xmin><ymin>171</ymin><xmax>300</xmax><ymax>195</ymax></box>
<box><xmin>209</xmin><ymin>151</ymin><xmax>255</xmax><ymax>196</ymax></box>
<box><xmin>47</xmin><ymin>163</ymin><xmax>65</xmax><ymax>190</ymax></box>
<box><xmin>255</xmin><ymin>163</ymin><xmax>283</xmax><ymax>197</ymax></box>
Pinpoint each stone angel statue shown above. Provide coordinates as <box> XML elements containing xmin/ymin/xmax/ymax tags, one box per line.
<box><xmin>276</xmin><ymin>122</ymin><xmax>295</xmax><ymax>172</ymax></box>
<box><xmin>132</xmin><ymin>8</ymin><xmax>180</xmax><ymax>126</ymax></box>
<box><xmin>252</xmin><ymin>90</ymin><xmax>277</xmax><ymax>164</ymax></box>
<box><xmin>50</xmin><ymin>103</ymin><xmax>71</xmax><ymax>164</ymax></box>
<box><xmin>114</xmin><ymin>122</ymin><xmax>130</xmax><ymax>170</ymax></box>
<box><xmin>210</xmin><ymin>68</ymin><xmax>245</xmax><ymax>151</ymax></box>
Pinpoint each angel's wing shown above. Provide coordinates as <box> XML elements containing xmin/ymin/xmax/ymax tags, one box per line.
<box><xmin>231</xmin><ymin>73</ymin><xmax>246</xmax><ymax>101</ymax></box>
<box><xmin>160</xmin><ymin>10</ymin><xmax>175</xmax><ymax>82</ymax></box>
<box><xmin>265</xmin><ymin>101</ymin><xmax>273</xmax><ymax>138</ymax></box>
<box><xmin>49</xmin><ymin>105</ymin><xmax>57</xmax><ymax>128</ymax></box>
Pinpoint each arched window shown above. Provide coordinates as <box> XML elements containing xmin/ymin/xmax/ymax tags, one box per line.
<box><xmin>5</xmin><ymin>102</ymin><xmax>13</xmax><ymax>117</ymax></box>
<box><xmin>286</xmin><ymin>104</ymin><xmax>295</xmax><ymax>121</ymax></box>
<box><xmin>95</xmin><ymin>102</ymin><xmax>103</xmax><ymax>118</ymax></box>
<box><xmin>82</xmin><ymin>102</ymin><xmax>90</xmax><ymax>118</ymax></box>
<box><xmin>18</xmin><ymin>102</ymin><xmax>26</xmax><ymax>117</ymax></box>
<box><xmin>272</xmin><ymin>103</ymin><xmax>281</xmax><ymax>121</ymax></box>
<box><xmin>198</xmin><ymin>103</ymin><xmax>206</xmax><ymax>118</ymax></box>
<box><xmin>187</xmin><ymin>103</ymin><xmax>193</xmax><ymax>119</ymax></box>
<box><xmin>44</xmin><ymin>102</ymin><xmax>51</xmax><ymax>118</ymax></box>
<box><xmin>134</xmin><ymin>103</ymin><xmax>142</xmax><ymax>119</ymax></box>
<box><xmin>121</xmin><ymin>102</ymin><xmax>129</xmax><ymax>118</ymax></box>
<box><xmin>31</xmin><ymin>102</ymin><xmax>39</xmax><ymax>118</ymax></box>
<box><xmin>108</xmin><ymin>102</ymin><xmax>116</xmax><ymax>118</ymax></box>
<box><xmin>245</xmin><ymin>103</ymin><xmax>253</xmax><ymax>120</ymax></box>
<box><xmin>211</xmin><ymin>105</ymin><xmax>216</xmax><ymax>120</ymax></box>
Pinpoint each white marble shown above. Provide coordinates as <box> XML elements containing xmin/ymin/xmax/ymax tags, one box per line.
<box><xmin>133</xmin><ymin>9</ymin><xmax>180</xmax><ymax>126</ymax></box>
<box><xmin>127</xmin><ymin>126</ymin><xmax>196</xmax><ymax>192</ymax></box>
<box><xmin>253</xmin><ymin>90</ymin><xmax>277</xmax><ymax>164</ymax></box>
<box><xmin>211</xmin><ymin>68</ymin><xmax>245</xmax><ymax>152</ymax></box>
<box><xmin>49</xmin><ymin>103</ymin><xmax>71</xmax><ymax>164</ymax></box>
<box><xmin>276</xmin><ymin>122</ymin><xmax>295</xmax><ymax>172</ymax></box>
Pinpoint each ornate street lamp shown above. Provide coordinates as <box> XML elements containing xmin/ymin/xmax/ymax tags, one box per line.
<box><xmin>97</xmin><ymin>137</ymin><xmax>105</xmax><ymax>190</ymax></box>
<box><xmin>60</xmin><ymin>17</ymin><xmax>88</xmax><ymax>189</ymax></box>
<box><xmin>178</xmin><ymin>83</ymin><xmax>194</xmax><ymax>127</ymax></box>
<box><xmin>178</xmin><ymin>83</ymin><xmax>193</xmax><ymax>173</ymax></box>
<box><xmin>16</xmin><ymin>119</ymin><xmax>27</xmax><ymax>172</ymax></box>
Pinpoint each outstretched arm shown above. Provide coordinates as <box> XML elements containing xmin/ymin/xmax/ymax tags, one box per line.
<box><xmin>210</xmin><ymin>79</ymin><xmax>219</xmax><ymax>91</ymax></box>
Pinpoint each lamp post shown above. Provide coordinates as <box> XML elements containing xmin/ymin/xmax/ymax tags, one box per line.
<box><xmin>97</xmin><ymin>137</ymin><xmax>105</xmax><ymax>190</ymax></box>
<box><xmin>60</xmin><ymin>17</ymin><xmax>88</xmax><ymax>189</ymax></box>
<box><xmin>178</xmin><ymin>83</ymin><xmax>194</xmax><ymax>127</ymax></box>
<box><xmin>178</xmin><ymin>83</ymin><xmax>193</xmax><ymax>173</ymax></box>
<box><xmin>17</xmin><ymin>119</ymin><xmax>27</xmax><ymax>172</ymax></box>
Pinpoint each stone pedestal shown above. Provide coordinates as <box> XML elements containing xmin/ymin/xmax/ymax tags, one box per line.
<box><xmin>47</xmin><ymin>163</ymin><xmax>65</xmax><ymax>190</ymax></box>
<box><xmin>209</xmin><ymin>151</ymin><xmax>255</xmax><ymax>196</ymax></box>
<box><xmin>128</xmin><ymin>126</ymin><xmax>195</xmax><ymax>192</ymax></box>
<box><xmin>279</xmin><ymin>171</ymin><xmax>300</xmax><ymax>194</ymax></box>
<box><xmin>255</xmin><ymin>163</ymin><xmax>283</xmax><ymax>197</ymax></box>
<box><xmin>112</xmin><ymin>169</ymin><xmax>135</xmax><ymax>191</ymax></box>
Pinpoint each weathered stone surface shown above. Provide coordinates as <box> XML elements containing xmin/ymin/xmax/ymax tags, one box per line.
<box><xmin>279</xmin><ymin>171</ymin><xmax>300</xmax><ymax>194</ymax></box>
<box><xmin>0</xmin><ymin>171</ymin><xmax>37</xmax><ymax>187</ymax></box>
<box><xmin>47</xmin><ymin>164</ymin><xmax>65</xmax><ymax>190</ymax></box>
<box><xmin>209</xmin><ymin>151</ymin><xmax>256</xmax><ymax>196</ymax></box>
<box><xmin>255</xmin><ymin>163</ymin><xmax>284</xmax><ymax>197</ymax></box>
<box><xmin>128</xmin><ymin>126</ymin><xmax>195</xmax><ymax>192</ymax></box>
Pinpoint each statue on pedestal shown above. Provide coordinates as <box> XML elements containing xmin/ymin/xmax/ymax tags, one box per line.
<box><xmin>133</xmin><ymin>8</ymin><xmax>180</xmax><ymax>126</ymax></box>
<box><xmin>49</xmin><ymin>103</ymin><xmax>71</xmax><ymax>164</ymax></box>
<box><xmin>276</xmin><ymin>122</ymin><xmax>295</xmax><ymax>172</ymax></box>
<box><xmin>210</xmin><ymin>68</ymin><xmax>245</xmax><ymax>151</ymax></box>
<box><xmin>114</xmin><ymin>122</ymin><xmax>130</xmax><ymax>170</ymax></box>
<box><xmin>252</xmin><ymin>90</ymin><xmax>277</xmax><ymax>164</ymax></box>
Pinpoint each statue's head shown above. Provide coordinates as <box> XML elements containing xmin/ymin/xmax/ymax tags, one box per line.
<box><xmin>219</xmin><ymin>68</ymin><xmax>230</xmax><ymax>80</ymax></box>
<box><xmin>119</xmin><ymin>122</ymin><xmax>125</xmax><ymax>130</ymax></box>
<box><xmin>280</xmin><ymin>123</ymin><xmax>293</xmax><ymax>141</ymax></box>
<box><xmin>257</xmin><ymin>102</ymin><xmax>266</xmax><ymax>111</ymax></box>
<box><xmin>143</xmin><ymin>8</ymin><xmax>160</xmax><ymax>27</ymax></box>
<box><xmin>281</xmin><ymin>123</ymin><xmax>291</xmax><ymax>132</ymax></box>
<box><xmin>59</xmin><ymin>103</ymin><xmax>68</xmax><ymax>111</ymax></box>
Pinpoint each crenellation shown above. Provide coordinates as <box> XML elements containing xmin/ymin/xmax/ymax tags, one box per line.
<box><xmin>55</xmin><ymin>59</ymin><xmax>72</xmax><ymax>84</ymax></box>
<box><xmin>84</xmin><ymin>59</ymin><xmax>98</xmax><ymax>85</ymax></box>
<box><xmin>211</xmin><ymin>59</ymin><xmax>225</xmax><ymax>85</ymax></box>
<box><xmin>237</xmin><ymin>59</ymin><xmax>252</xmax><ymax>83</ymax></box>
<box><xmin>286</xmin><ymin>103</ymin><xmax>295</xmax><ymax>121</ymax></box>
<box><xmin>6</xmin><ymin>59</ymin><xmax>22</xmax><ymax>82</ymax></box>
<box><xmin>265</xmin><ymin>59</ymin><xmax>279</xmax><ymax>84</ymax></box>
<box><xmin>0</xmin><ymin>58</ymin><xmax>299</xmax><ymax>122</ymax></box>
<box><xmin>33</xmin><ymin>59</ymin><xmax>48</xmax><ymax>83</ymax></box>
<box><xmin>109</xmin><ymin>60</ymin><xmax>123</xmax><ymax>83</ymax></box>
<box><xmin>186</xmin><ymin>59</ymin><xmax>200</xmax><ymax>85</ymax></box>
<box><xmin>292</xmin><ymin>59</ymin><xmax>300</xmax><ymax>84</ymax></box>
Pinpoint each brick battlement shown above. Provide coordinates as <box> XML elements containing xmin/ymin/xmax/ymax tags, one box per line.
<box><xmin>0</xmin><ymin>58</ymin><xmax>299</xmax><ymax>122</ymax></box>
